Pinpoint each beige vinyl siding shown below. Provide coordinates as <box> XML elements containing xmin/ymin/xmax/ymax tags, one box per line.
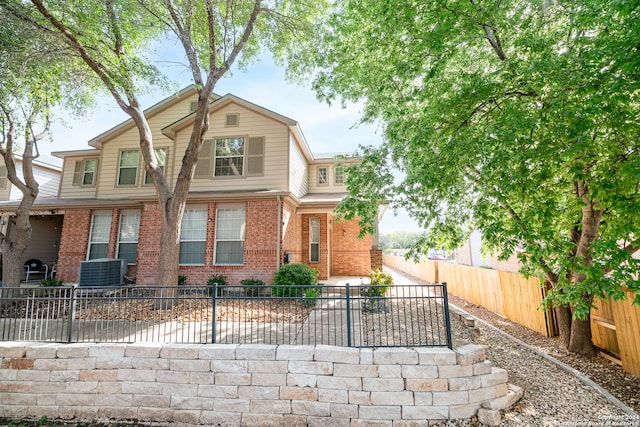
<box><xmin>58</xmin><ymin>157</ymin><xmax>97</xmax><ymax>198</ymax></box>
<box><xmin>308</xmin><ymin>162</ymin><xmax>346</xmax><ymax>194</ymax></box>
<box><xmin>186</xmin><ymin>103</ymin><xmax>289</xmax><ymax>192</ymax></box>
<box><xmin>96</xmin><ymin>97</ymin><xmax>198</xmax><ymax>199</ymax></box>
<box><xmin>289</xmin><ymin>135</ymin><xmax>308</xmax><ymax>198</ymax></box>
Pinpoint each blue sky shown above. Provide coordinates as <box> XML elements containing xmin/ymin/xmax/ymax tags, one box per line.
<box><xmin>46</xmin><ymin>53</ymin><xmax>419</xmax><ymax>234</ymax></box>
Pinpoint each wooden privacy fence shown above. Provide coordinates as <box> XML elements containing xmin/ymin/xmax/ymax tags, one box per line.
<box><xmin>383</xmin><ymin>255</ymin><xmax>640</xmax><ymax>378</ymax></box>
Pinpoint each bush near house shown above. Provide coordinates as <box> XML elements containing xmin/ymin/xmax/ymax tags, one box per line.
<box><xmin>241</xmin><ymin>278</ymin><xmax>266</xmax><ymax>297</ymax></box>
<box><xmin>272</xmin><ymin>263</ymin><xmax>318</xmax><ymax>298</ymax></box>
<box><xmin>207</xmin><ymin>274</ymin><xmax>227</xmax><ymax>296</ymax></box>
<box><xmin>40</xmin><ymin>278</ymin><xmax>63</xmax><ymax>287</ymax></box>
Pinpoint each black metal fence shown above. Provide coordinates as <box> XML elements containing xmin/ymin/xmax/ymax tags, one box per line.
<box><xmin>0</xmin><ymin>283</ymin><xmax>452</xmax><ymax>348</ymax></box>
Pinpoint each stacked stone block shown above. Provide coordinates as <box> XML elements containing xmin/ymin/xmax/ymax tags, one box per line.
<box><xmin>0</xmin><ymin>343</ymin><xmax>510</xmax><ymax>426</ymax></box>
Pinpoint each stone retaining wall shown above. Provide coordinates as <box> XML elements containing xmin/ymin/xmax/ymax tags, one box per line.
<box><xmin>0</xmin><ymin>342</ymin><xmax>512</xmax><ymax>426</ymax></box>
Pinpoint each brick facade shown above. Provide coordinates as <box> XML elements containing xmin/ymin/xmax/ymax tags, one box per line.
<box><xmin>332</xmin><ymin>219</ymin><xmax>374</xmax><ymax>277</ymax></box>
<box><xmin>57</xmin><ymin>209</ymin><xmax>92</xmax><ymax>283</ymax></box>
<box><xmin>56</xmin><ymin>198</ymin><xmax>374</xmax><ymax>285</ymax></box>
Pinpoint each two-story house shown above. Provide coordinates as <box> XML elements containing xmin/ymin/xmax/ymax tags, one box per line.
<box><xmin>9</xmin><ymin>86</ymin><xmax>379</xmax><ymax>285</ymax></box>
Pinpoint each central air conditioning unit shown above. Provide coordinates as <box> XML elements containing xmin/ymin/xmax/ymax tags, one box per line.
<box><xmin>78</xmin><ymin>258</ymin><xmax>127</xmax><ymax>287</ymax></box>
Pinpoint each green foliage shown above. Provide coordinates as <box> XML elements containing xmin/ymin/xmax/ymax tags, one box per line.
<box><xmin>177</xmin><ymin>275</ymin><xmax>187</xmax><ymax>286</ymax></box>
<box><xmin>362</xmin><ymin>269</ymin><xmax>393</xmax><ymax>297</ymax></box>
<box><xmin>207</xmin><ymin>274</ymin><xmax>227</xmax><ymax>296</ymax></box>
<box><xmin>40</xmin><ymin>278</ymin><xmax>63</xmax><ymax>287</ymax></box>
<box><xmin>241</xmin><ymin>278</ymin><xmax>266</xmax><ymax>297</ymax></box>
<box><xmin>309</xmin><ymin>0</ymin><xmax>640</xmax><ymax>350</ymax></box>
<box><xmin>272</xmin><ymin>263</ymin><xmax>318</xmax><ymax>298</ymax></box>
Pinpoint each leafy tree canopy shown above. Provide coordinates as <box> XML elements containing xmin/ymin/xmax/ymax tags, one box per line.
<box><xmin>311</xmin><ymin>0</ymin><xmax>640</xmax><ymax>353</ymax></box>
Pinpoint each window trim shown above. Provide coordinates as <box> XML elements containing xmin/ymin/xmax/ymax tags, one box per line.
<box><xmin>179</xmin><ymin>207</ymin><xmax>208</xmax><ymax>266</ymax></box>
<box><xmin>116</xmin><ymin>210</ymin><xmax>140</xmax><ymax>265</ymax></box>
<box><xmin>214</xmin><ymin>204</ymin><xmax>246</xmax><ymax>266</ymax></box>
<box><xmin>116</xmin><ymin>149</ymin><xmax>140</xmax><ymax>187</ymax></box>
<box><xmin>213</xmin><ymin>137</ymin><xmax>245</xmax><ymax>179</ymax></box>
<box><xmin>87</xmin><ymin>212</ymin><xmax>112</xmax><ymax>260</ymax></box>
<box><xmin>82</xmin><ymin>158</ymin><xmax>98</xmax><ymax>187</ymax></box>
<box><xmin>309</xmin><ymin>217</ymin><xmax>320</xmax><ymax>263</ymax></box>
<box><xmin>317</xmin><ymin>166</ymin><xmax>329</xmax><ymax>186</ymax></box>
<box><xmin>334</xmin><ymin>164</ymin><xmax>345</xmax><ymax>185</ymax></box>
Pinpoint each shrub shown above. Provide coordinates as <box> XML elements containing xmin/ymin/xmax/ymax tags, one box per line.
<box><xmin>362</xmin><ymin>269</ymin><xmax>394</xmax><ymax>297</ymax></box>
<box><xmin>207</xmin><ymin>274</ymin><xmax>227</xmax><ymax>296</ymax></box>
<box><xmin>241</xmin><ymin>278</ymin><xmax>265</xmax><ymax>297</ymax></box>
<box><xmin>272</xmin><ymin>263</ymin><xmax>317</xmax><ymax>298</ymax></box>
<box><xmin>40</xmin><ymin>278</ymin><xmax>63</xmax><ymax>287</ymax></box>
<box><xmin>178</xmin><ymin>275</ymin><xmax>187</xmax><ymax>286</ymax></box>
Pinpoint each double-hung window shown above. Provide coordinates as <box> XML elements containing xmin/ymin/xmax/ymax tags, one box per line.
<box><xmin>117</xmin><ymin>150</ymin><xmax>139</xmax><ymax>185</ymax></box>
<box><xmin>83</xmin><ymin>159</ymin><xmax>97</xmax><ymax>186</ymax></box>
<box><xmin>88</xmin><ymin>212</ymin><xmax>112</xmax><ymax>260</ymax></box>
<box><xmin>179</xmin><ymin>208</ymin><xmax>207</xmax><ymax>265</ymax></box>
<box><xmin>72</xmin><ymin>159</ymin><xmax>98</xmax><ymax>187</ymax></box>
<box><xmin>310</xmin><ymin>217</ymin><xmax>320</xmax><ymax>262</ymax></box>
<box><xmin>318</xmin><ymin>167</ymin><xmax>328</xmax><ymax>186</ymax></box>
<box><xmin>215</xmin><ymin>205</ymin><xmax>245</xmax><ymax>265</ymax></box>
<box><xmin>334</xmin><ymin>165</ymin><xmax>344</xmax><ymax>185</ymax></box>
<box><xmin>117</xmin><ymin>211</ymin><xmax>140</xmax><ymax>265</ymax></box>
<box><xmin>214</xmin><ymin>137</ymin><xmax>244</xmax><ymax>176</ymax></box>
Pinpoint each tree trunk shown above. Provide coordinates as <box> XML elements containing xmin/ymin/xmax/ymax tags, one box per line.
<box><xmin>554</xmin><ymin>305</ymin><xmax>572</xmax><ymax>351</ymax></box>
<box><xmin>157</xmin><ymin>203</ymin><xmax>182</xmax><ymax>286</ymax></box>
<box><xmin>568</xmin><ymin>314</ymin><xmax>595</xmax><ymax>355</ymax></box>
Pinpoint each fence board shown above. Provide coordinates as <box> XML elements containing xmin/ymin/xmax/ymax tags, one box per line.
<box><xmin>610</xmin><ymin>291</ymin><xmax>640</xmax><ymax>378</ymax></box>
<box><xmin>590</xmin><ymin>298</ymin><xmax>620</xmax><ymax>356</ymax></box>
<box><xmin>383</xmin><ymin>255</ymin><xmax>640</xmax><ymax>377</ymax></box>
<box><xmin>497</xmin><ymin>271</ymin><xmax>549</xmax><ymax>336</ymax></box>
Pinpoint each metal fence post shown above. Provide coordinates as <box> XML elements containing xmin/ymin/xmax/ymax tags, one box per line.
<box><xmin>67</xmin><ymin>287</ymin><xmax>78</xmax><ymax>343</ymax></box>
<box><xmin>442</xmin><ymin>282</ymin><xmax>453</xmax><ymax>349</ymax></box>
<box><xmin>346</xmin><ymin>283</ymin><xmax>351</xmax><ymax>347</ymax></box>
<box><xmin>211</xmin><ymin>283</ymin><xmax>218</xmax><ymax>344</ymax></box>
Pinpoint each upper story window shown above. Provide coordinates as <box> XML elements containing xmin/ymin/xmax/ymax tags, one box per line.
<box><xmin>72</xmin><ymin>158</ymin><xmax>99</xmax><ymax>187</ymax></box>
<box><xmin>334</xmin><ymin>165</ymin><xmax>345</xmax><ymax>185</ymax></box>
<box><xmin>215</xmin><ymin>137</ymin><xmax>244</xmax><ymax>176</ymax></box>
<box><xmin>318</xmin><ymin>167</ymin><xmax>328</xmax><ymax>186</ymax></box>
<box><xmin>194</xmin><ymin>137</ymin><xmax>265</xmax><ymax>179</ymax></box>
<box><xmin>144</xmin><ymin>148</ymin><xmax>167</xmax><ymax>185</ymax></box>
<box><xmin>117</xmin><ymin>150</ymin><xmax>139</xmax><ymax>186</ymax></box>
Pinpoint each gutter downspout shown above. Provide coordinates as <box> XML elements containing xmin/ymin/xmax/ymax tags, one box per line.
<box><xmin>276</xmin><ymin>195</ymin><xmax>282</xmax><ymax>269</ymax></box>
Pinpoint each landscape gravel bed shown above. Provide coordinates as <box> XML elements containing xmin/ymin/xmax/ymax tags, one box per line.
<box><xmin>387</xmin><ymin>267</ymin><xmax>640</xmax><ymax>426</ymax></box>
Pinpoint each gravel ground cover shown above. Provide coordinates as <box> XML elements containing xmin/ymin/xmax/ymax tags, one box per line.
<box><xmin>386</xmin><ymin>267</ymin><xmax>640</xmax><ymax>427</ymax></box>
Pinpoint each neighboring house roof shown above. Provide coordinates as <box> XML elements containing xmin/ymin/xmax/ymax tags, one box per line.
<box><xmin>86</xmin><ymin>86</ymin><xmax>219</xmax><ymax>149</ymax></box>
<box><xmin>11</xmin><ymin>154</ymin><xmax>63</xmax><ymax>171</ymax></box>
<box><xmin>50</xmin><ymin>149</ymin><xmax>101</xmax><ymax>159</ymax></box>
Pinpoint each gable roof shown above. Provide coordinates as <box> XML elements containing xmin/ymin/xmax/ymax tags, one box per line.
<box><xmin>161</xmin><ymin>93</ymin><xmax>315</xmax><ymax>162</ymax></box>
<box><xmin>87</xmin><ymin>85</ymin><xmax>219</xmax><ymax>149</ymax></box>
